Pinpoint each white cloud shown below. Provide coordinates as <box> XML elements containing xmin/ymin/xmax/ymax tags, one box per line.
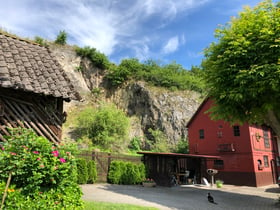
<box><xmin>0</xmin><ymin>0</ymin><xmax>211</xmax><ymax>59</ymax></box>
<box><xmin>162</xmin><ymin>36</ymin><xmax>179</xmax><ymax>54</ymax></box>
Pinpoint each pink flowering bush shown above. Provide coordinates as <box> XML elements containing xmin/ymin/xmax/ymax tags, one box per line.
<box><xmin>0</xmin><ymin>128</ymin><xmax>83</xmax><ymax>209</ymax></box>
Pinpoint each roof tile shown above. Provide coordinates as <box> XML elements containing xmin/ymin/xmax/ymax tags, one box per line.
<box><xmin>0</xmin><ymin>33</ymin><xmax>80</xmax><ymax>101</ymax></box>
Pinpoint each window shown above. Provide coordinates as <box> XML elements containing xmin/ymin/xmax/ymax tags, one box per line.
<box><xmin>277</xmin><ymin>157</ymin><xmax>280</xmax><ymax>167</ymax></box>
<box><xmin>257</xmin><ymin>159</ymin><xmax>263</xmax><ymax>170</ymax></box>
<box><xmin>263</xmin><ymin>156</ymin><xmax>269</xmax><ymax>167</ymax></box>
<box><xmin>263</xmin><ymin>129</ymin><xmax>270</xmax><ymax>148</ymax></box>
<box><xmin>233</xmin><ymin>126</ymin><xmax>240</xmax><ymax>136</ymax></box>
<box><xmin>199</xmin><ymin>129</ymin><xmax>204</xmax><ymax>139</ymax></box>
<box><xmin>214</xmin><ymin>160</ymin><xmax>224</xmax><ymax>167</ymax></box>
<box><xmin>217</xmin><ymin>131</ymin><xmax>223</xmax><ymax>138</ymax></box>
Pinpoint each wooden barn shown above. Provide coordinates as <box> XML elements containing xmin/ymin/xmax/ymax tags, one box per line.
<box><xmin>0</xmin><ymin>32</ymin><xmax>80</xmax><ymax>143</ymax></box>
<box><xmin>138</xmin><ymin>151</ymin><xmax>219</xmax><ymax>187</ymax></box>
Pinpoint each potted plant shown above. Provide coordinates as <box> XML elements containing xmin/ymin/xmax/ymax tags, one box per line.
<box><xmin>142</xmin><ymin>178</ymin><xmax>156</xmax><ymax>187</ymax></box>
<box><xmin>216</xmin><ymin>180</ymin><xmax>224</xmax><ymax>188</ymax></box>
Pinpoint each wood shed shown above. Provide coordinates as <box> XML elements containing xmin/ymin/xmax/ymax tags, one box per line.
<box><xmin>0</xmin><ymin>32</ymin><xmax>80</xmax><ymax>143</ymax></box>
<box><xmin>138</xmin><ymin>151</ymin><xmax>220</xmax><ymax>187</ymax></box>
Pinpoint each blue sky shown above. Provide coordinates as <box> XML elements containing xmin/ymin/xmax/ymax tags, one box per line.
<box><xmin>0</xmin><ymin>0</ymin><xmax>269</xmax><ymax>69</ymax></box>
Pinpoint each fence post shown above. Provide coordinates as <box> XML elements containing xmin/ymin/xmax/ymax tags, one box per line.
<box><xmin>92</xmin><ymin>151</ymin><xmax>96</xmax><ymax>161</ymax></box>
<box><xmin>108</xmin><ymin>153</ymin><xmax>111</xmax><ymax>171</ymax></box>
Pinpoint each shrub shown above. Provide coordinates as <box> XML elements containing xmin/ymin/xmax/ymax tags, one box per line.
<box><xmin>87</xmin><ymin>160</ymin><xmax>97</xmax><ymax>184</ymax></box>
<box><xmin>77</xmin><ymin>103</ymin><xmax>130</xmax><ymax>152</ymax></box>
<box><xmin>175</xmin><ymin>138</ymin><xmax>189</xmax><ymax>154</ymax></box>
<box><xmin>76</xmin><ymin>158</ymin><xmax>88</xmax><ymax>184</ymax></box>
<box><xmin>75</xmin><ymin>46</ymin><xmax>110</xmax><ymax>70</ymax></box>
<box><xmin>34</xmin><ymin>36</ymin><xmax>48</xmax><ymax>47</ymax></box>
<box><xmin>0</xmin><ymin>128</ymin><xmax>83</xmax><ymax>209</ymax></box>
<box><xmin>54</xmin><ymin>30</ymin><xmax>67</xmax><ymax>45</ymax></box>
<box><xmin>107</xmin><ymin>161</ymin><xmax>124</xmax><ymax>184</ymax></box>
<box><xmin>107</xmin><ymin>160</ymin><xmax>145</xmax><ymax>185</ymax></box>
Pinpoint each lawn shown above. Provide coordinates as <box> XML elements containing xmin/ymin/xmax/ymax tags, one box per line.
<box><xmin>84</xmin><ymin>201</ymin><xmax>158</xmax><ymax>210</ymax></box>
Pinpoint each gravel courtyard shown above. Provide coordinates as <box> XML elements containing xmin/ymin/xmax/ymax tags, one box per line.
<box><xmin>81</xmin><ymin>183</ymin><xmax>280</xmax><ymax>210</ymax></box>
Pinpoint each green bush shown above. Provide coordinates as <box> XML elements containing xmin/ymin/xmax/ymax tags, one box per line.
<box><xmin>77</xmin><ymin>103</ymin><xmax>130</xmax><ymax>152</ymax></box>
<box><xmin>107</xmin><ymin>160</ymin><xmax>145</xmax><ymax>185</ymax></box>
<box><xmin>87</xmin><ymin>160</ymin><xmax>97</xmax><ymax>184</ymax></box>
<box><xmin>75</xmin><ymin>46</ymin><xmax>110</xmax><ymax>70</ymax></box>
<box><xmin>0</xmin><ymin>128</ymin><xmax>83</xmax><ymax>209</ymax></box>
<box><xmin>54</xmin><ymin>30</ymin><xmax>67</xmax><ymax>45</ymax></box>
<box><xmin>107</xmin><ymin>161</ymin><xmax>124</xmax><ymax>184</ymax></box>
<box><xmin>76</xmin><ymin>158</ymin><xmax>88</xmax><ymax>184</ymax></box>
<box><xmin>175</xmin><ymin>138</ymin><xmax>189</xmax><ymax>154</ymax></box>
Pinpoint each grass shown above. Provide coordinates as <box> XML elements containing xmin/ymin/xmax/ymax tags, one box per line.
<box><xmin>84</xmin><ymin>201</ymin><xmax>158</xmax><ymax>210</ymax></box>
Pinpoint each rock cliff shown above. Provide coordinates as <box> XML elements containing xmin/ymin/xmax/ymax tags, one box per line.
<box><xmin>50</xmin><ymin>45</ymin><xmax>202</xmax><ymax>145</ymax></box>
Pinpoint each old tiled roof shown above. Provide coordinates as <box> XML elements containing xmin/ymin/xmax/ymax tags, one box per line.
<box><xmin>0</xmin><ymin>32</ymin><xmax>80</xmax><ymax>101</ymax></box>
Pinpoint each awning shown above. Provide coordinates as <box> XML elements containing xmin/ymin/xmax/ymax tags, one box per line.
<box><xmin>137</xmin><ymin>151</ymin><xmax>221</xmax><ymax>159</ymax></box>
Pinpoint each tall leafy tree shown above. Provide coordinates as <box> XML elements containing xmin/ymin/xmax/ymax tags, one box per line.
<box><xmin>203</xmin><ymin>0</ymin><xmax>280</xmax><ymax>135</ymax></box>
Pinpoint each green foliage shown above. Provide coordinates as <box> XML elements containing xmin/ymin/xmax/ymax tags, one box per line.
<box><xmin>76</xmin><ymin>158</ymin><xmax>88</xmax><ymax>184</ymax></box>
<box><xmin>147</xmin><ymin>128</ymin><xmax>174</xmax><ymax>152</ymax></box>
<box><xmin>77</xmin><ymin>104</ymin><xmax>130</xmax><ymax>152</ymax></box>
<box><xmin>203</xmin><ymin>0</ymin><xmax>280</xmax><ymax>128</ymax></box>
<box><xmin>175</xmin><ymin>138</ymin><xmax>189</xmax><ymax>154</ymax></box>
<box><xmin>54</xmin><ymin>30</ymin><xmax>67</xmax><ymax>45</ymax></box>
<box><xmin>87</xmin><ymin>160</ymin><xmax>97</xmax><ymax>184</ymax></box>
<box><xmin>91</xmin><ymin>87</ymin><xmax>102</xmax><ymax>97</ymax></box>
<box><xmin>0</xmin><ymin>128</ymin><xmax>83</xmax><ymax>209</ymax></box>
<box><xmin>129</xmin><ymin>136</ymin><xmax>142</xmax><ymax>151</ymax></box>
<box><xmin>107</xmin><ymin>161</ymin><xmax>145</xmax><ymax>185</ymax></box>
<box><xmin>34</xmin><ymin>36</ymin><xmax>48</xmax><ymax>47</ymax></box>
<box><xmin>75</xmin><ymin>46</ymin><xmax>110</xmax><ymax>69</ymax></box>
<box><xmin>76</xmin><ymin>106</ymin><xmax>95</xmax><ymax>136</ymax></box>
<box><xmin>75</xmin><ymin>65</ymin><xmax>83</xmax><ymax>72</ymax></box>
<box><xmin>106</xmin><ymin>58</ymin><xmax>205</xmax><ymax>92</ymax></box>
<box><xmin>107</xmin><ymin>161</ymin><xmax>125</xmax><ymax>184</ymax></box>
<box><xmin>106</xmin><ymin>58</ymin><xmax>143</xmax><ymax>86</ymax></box>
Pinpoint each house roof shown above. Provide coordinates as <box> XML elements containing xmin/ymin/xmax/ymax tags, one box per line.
<box><xmin>0</xmin><ymin>32</ymin><xmax>80</xmax><ymax>101</ymax></box>
<box><xmin>186</xmin><ymin>97</ymin><xmax>209</xmax><ymax>128</ymax></box>
<box><xmin>138</xmin><ymin>151</ymin><xmax>220</xmax><ymax>159</ymax></box>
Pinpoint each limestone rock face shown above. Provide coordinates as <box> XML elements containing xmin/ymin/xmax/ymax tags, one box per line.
<box><xmin>51</xmin><ymin>46</ymin><xmax>201</xmax><ymax>145</ymax></box>
<box><xmin>110</xmin><ymin>82</ymin><xmax>201</xmax><ymax>144</ymax></box>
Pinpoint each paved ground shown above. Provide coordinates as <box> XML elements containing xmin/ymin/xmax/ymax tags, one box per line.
<box><xmin>82</xmin><ymin>183</ymin><xmax>280</xmax><ymax>210</ymax></box>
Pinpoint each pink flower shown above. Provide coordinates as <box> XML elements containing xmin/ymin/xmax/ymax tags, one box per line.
<box><xmin>52</xmin><ymin>150</ymin><xmax>59</xmax><ymax>157</ymax></box>
<box><xmin>37</xmin><ymin>158</ymin><xmax>41</xmax><ymax>161</ymax></box>
<box><xmin>10</xmin><ymin>152</ymin><xmax>17</xmax><ymax>156</ymax></box>
<box><xmin>39</xmin><ymin>164</ymin><xmax>44</xmax><ymax>168</ymax></box>
<box><xmin>53</xmin><ymin>166</ymin><xmax>58</xmax><ymax>170</ymax></box>
<box><xmin>33</xmin><ymin>151</ymin><xmax>39</xmax><ymax>154</ymax></box>
<box><xmin>1</xmin><ymin>147</ymin><xmax>4</xmax><ymax>151</ymax></box>
<box><xmin>59</xmin><ymin>158</ymin><xmax>66</xmax><ymax>163</ymax></box>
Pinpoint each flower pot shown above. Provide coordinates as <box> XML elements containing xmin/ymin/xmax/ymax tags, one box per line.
<box><xmin>143</xmin><ymin>182</ymin><xmax>156</xmax><ymax>187</ymax></box>
<box><xmin>216</xmin><ymin>180</ymin><xmax>223</xmax><ymax>188</ymax></box>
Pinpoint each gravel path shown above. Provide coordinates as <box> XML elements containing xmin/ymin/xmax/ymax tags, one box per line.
<box><xmin>81</xmin><ymin>184</ymin><xmax>280</xmax><ymax>210</ymax></box>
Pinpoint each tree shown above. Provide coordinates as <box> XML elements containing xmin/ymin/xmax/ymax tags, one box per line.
<box><xmin>88</xmin><ymin>104</ymin><xmax>129</xmax><ymax>151</ymax></box>
<box><xmin>202</xmin><ymin>0</ymin><xmax>280</xmax><ymax>136</ymax></box>
<box><xmin>55</xmin><ymin>30</ymin><xmax>67</xmax><ymax>45</ymax></box>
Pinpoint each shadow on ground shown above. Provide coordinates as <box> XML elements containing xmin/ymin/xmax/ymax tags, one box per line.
<box><xmin>82</xmin><ymin>184</ymin><xmax>279</xmax><ymax>210</ymax></box>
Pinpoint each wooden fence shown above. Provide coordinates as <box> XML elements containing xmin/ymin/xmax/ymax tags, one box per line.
<box><xmin>78</xmin><ymin>151</ymin><xmax>142</xmax><ymax>182</ymax></box>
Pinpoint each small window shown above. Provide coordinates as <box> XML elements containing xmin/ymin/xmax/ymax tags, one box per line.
<box><xmin>199</xmin><ymin>129</ymin><xmax>204</xmax><ymax>139</ymax></box>
<box><xmin>276</xmin><ymin>157</ymin><xmax>280</xmax><ymax>167</ymax></box>
<box><xmin>258</xmin><ymin>159</ymin><xmax>263</xmax><ymax>170</ymax></box>
<box><xmin>263</xmin><ymin>129</ymin><xmax>270</xmax><ymax>148</ymax></box>
<box><xmin>217</xmin><ymin>131</ymin><xmax>223</xmax><ymax>138</ymax></box>
<box><xmin>214</xmin><ymin>160</ymin><xmax>224</xmax><ymax>166</ymax></box>
<box><xmin>263</xmin><ymin>156</ymin><xmax>269</xmax><ymax>167</ymax></box>
<box><xmin>233</xmin><ymin>126</ymin><xmax>240</xmax><ymax>136</ymax></box>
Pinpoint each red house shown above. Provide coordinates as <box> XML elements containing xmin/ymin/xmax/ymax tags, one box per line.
<box><xmin>187</xmin><ymin>98</ymin><xmax>280</xmax><ymax>187</ymax></box>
